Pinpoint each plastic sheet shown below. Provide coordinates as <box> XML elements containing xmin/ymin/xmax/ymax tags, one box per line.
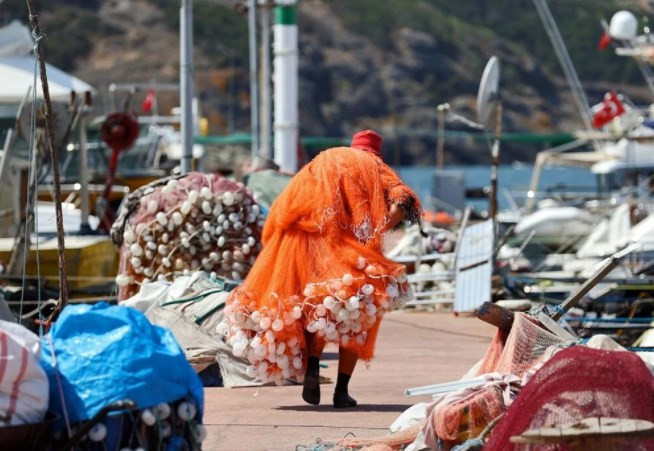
<box><xmin>40</xmin><ymin>303</ymin><xmax>203</xmax><ymax>427</ymax></box>
<box><xmin>0</xmin><ymin>321</ymin><xmax>49</xmax><ymax>426</ymax></box>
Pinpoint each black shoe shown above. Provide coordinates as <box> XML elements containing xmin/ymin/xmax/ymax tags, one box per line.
<box><xmin>302</xmin><ymin>374</ymin><xmax>320</xmax><ymax>405</ymax></box>
<box><xmin>333</xmin><ymin>391</ymin><xmax>357</xmax><ymax>408</ymax></box>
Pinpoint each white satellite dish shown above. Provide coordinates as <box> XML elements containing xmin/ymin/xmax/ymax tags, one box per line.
<box><xmin>476</xmin><ymin>56</ymin><xmax>500</xmax><ymax>129</ymax></box>
<box><xmin>18</xmin><ymin>98</ymin><xmax>71</xmax><ymax>144</ymax></box>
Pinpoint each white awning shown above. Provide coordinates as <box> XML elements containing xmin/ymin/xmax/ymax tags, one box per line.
<box><xmin>0</xmin><ymin>56</ymin><xmax>96</xmax><ymax>103</ymax></box>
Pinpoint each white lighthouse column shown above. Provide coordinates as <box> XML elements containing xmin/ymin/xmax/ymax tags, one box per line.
<box><xmin>273</xmin><ymin>0</ymin><xmax>298</xmax><ymax>173</ymax></box>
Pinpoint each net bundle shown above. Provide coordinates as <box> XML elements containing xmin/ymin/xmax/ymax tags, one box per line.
<box><xmin>221</xmin><ymin>262</ymin><xmax>412</xmax><ymax>385</ymax></box>
<box><xmin>434</xmin><ymin>384</ymin><xmax>508</xmax><ymax>445</ymax></box>
<box><xmin>485</xmin><ymin>346</ymin><xmax>654</xmax><ymax>451</ymax></box>
<box><xmin>335</xmin><ymin>313</ymin><xmax>568</xmax><ymax>450</ymax></box>
<box><xmin>218</xmin><ymin>147</ymin><xmax>422</xmax><ymax>385</ymax></box>
<box><xmin>112</xmin><ymin>172</ymin><xmax>264</xmax><ymax>300</ymax></box>
<box><xmin>475</xmin><ymin>313</ymin><xmax>566</xmax><ymax>378</ymax></box>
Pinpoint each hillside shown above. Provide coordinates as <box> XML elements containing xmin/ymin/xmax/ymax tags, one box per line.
<box><xmin>2</xmin><ymin>0</ymin><xmax>653</xmax><ymax>164</ymax></box>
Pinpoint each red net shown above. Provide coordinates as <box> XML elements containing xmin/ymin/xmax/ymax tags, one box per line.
<box><xmin>485</xmin><ymin>346</ymin><xmax>654</xmax><ymax>451</ymax></box>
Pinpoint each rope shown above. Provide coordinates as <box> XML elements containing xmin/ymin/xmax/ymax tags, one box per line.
<box><xmin>28</xmin><ymin>28</ymin><xmax>44</xmax><ymax>334</ymax></box>
<box><xmin>47</xmin><ymin>334</ymin><xmax>72</xmax><ymax>437</ymax></box>
<box><xmin>18</xmin><ymin>31</ymin><xmax>45</xmax><ymax>325</ymax></box>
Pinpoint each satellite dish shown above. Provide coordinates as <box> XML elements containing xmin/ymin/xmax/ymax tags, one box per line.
<box><xmin>18</xmin><ymin>98</ymin><xmax>71</xmax><ymax>144</ymax></box>
<box><xmin>476</xmin><ymin>56</ymin><xmax>500</xmax><ymax>129</ymax></box>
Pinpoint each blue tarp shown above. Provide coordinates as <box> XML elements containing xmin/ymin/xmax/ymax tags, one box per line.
<box><xmin>40</xmin><ymin>302</ymin><xmax>204</xmax><ymax>426</ymax></box>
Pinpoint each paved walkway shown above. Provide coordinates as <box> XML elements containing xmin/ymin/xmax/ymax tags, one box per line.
<box><xmin>203</xmin><ymin>311</ymin><xmax>495</xmax><ymax>450</ymax></box>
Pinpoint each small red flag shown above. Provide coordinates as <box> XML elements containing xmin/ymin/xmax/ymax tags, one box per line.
<box><xmin>598</xmin><ymin>32</ymin><xmax>612</xmax><ymax>51</ymax></box>
<box><xmin>592</xmin><ymin>91</ymin><xmax>625</xmax><ymax>129</ymax></box>
<box><xmin>141</xmin><ymin>89</ymin><xmax>156</xmax><ymax>113</ymax></box>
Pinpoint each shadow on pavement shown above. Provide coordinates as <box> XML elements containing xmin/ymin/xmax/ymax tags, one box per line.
<box><xmin>274</xmin><ymin>403</ymin><xmax>411</xmax><ymax>413</ymax></box>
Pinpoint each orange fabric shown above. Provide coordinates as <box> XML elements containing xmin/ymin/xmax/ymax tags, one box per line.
<box><xmin>224</xmin><ymin>147</ymin><xmax>421</xmax><ymax>383</ymax></box>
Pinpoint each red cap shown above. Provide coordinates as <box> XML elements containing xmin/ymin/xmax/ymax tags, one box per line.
<box><xmin>351</xmin><ymin>130</ymin><xmax>382</xmax><ymax>157</ymax></box>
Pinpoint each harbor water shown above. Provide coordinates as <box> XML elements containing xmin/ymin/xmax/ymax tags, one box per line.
<box><xmin>396</xmin><ymin>164</ymin><xmax>598</xmax><ymax>213</ymax></box>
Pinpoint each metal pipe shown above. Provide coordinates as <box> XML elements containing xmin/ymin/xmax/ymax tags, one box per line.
<box><xmin>406</xmin><ymin>376</ymin><xmax>487</xmax><ymax>397</ymax></box>
<box><xmin>436</xmin><ymin>103</ymin><xmax>449</xmax><ymax>169</ymax></box>
<box><xmin>248</xmin><ymin>0</ymin><xmax>259</xmax><ymax>160</ymax></box>
<box><xmin>180</xmin><ymin>0</ymin><xmax>194</xmax><ymax>174</ymax></box>
<box><xmin>260</xmin><ymin>3</ymin><xmax>272</xmax><ymax>161</ymax></box>
<box><xmin>78</xmin><ymin>92</ymin><xmax>91</xmax><ymax>230</ymax></box>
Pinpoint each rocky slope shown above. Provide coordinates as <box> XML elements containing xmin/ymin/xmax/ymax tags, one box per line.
<box><xmin>3</xmin><ymin>0</ymin><xmax>653</xmax><ymax>164</ymax></box>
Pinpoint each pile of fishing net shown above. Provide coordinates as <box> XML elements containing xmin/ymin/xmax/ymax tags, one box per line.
<box><xmin>111</xmin><ymin>172</ymin><xmax>264</xmax><ymax>300</ymax></box>
<box><xmin>219</xmin><ymin>261</ymin><xmax>412</xmax><ymax>385</ymax></box>
<box><xmin>339</xmin><ymin>313</ymin><xmax>568</xmax><ymax>450</ymax></box>
<box><xmin>485</xmin><ymin>346</ymin><xmax>654</xmax><ymax>450</ymax></box>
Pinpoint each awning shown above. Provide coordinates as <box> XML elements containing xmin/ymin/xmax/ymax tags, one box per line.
<box><xmin>0</xmin><ymin>56</ymin><xmax>96</xmax><ymax>103</ymax></box>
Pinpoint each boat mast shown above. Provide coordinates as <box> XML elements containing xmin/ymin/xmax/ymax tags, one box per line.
<box><xmin>180</xmin><ymin>0</ymin><xmax>194</xmax><ymax>174</ymax></box>
<box><xmin>248</xmin><ymin>0</ymin><xmax>260</xmax><ymax>160</ymax></box>
<box><xmin>260</xmin><ymin>1</ymin><xmax>272</xmax><ymax>162</ymax></box>
<box><xmin>532</xmin><ymin>0</ymin><xmax>596</xmax><ymax>135</ymax></box>
<box><xmin>25</xmin><ymin>0</ymin><xmax>69</xmax><ymax>312</ymax></box>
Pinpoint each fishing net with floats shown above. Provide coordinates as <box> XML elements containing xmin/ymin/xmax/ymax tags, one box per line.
<box><xmin>111</xmin><ymin>172</ymin><xmax>264</xmax><ymax>300</ymax></box>
<box><xmin>338</xmin><ymin>313</ymin><xmax>567</xmax><ymax>450</ymax></box>
<box><xmin>220</xmin><ymin>147</ymin><xmax>422</xmax><ymax>385</ymax></box>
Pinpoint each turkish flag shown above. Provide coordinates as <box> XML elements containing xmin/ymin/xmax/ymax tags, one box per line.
<box><xmin>598</xmin><ymin>32</ymin><xmax>612</xmax><ymax>51</ymax></box>
<box><xmin>592</xmin><ymin>91</ymin><xmax>625</xmax><ymax>129</ymax></box>
<box><xmin>141</xmin><ymin>89</ymin><xmax>156</xmax><ymax>113</ymax></box>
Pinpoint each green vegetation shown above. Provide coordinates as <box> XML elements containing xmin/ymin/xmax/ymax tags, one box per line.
<box><xmin>152</xmin><ymin>0</ymin><xmax>248</xmax><ymax>65</ymax></box>
<box><xmin>0</xmin><ymin>0</ymin><xmax>116</xmax><ymax>71</ymax></box>
<box><xmin>332</xmin><ymin>0</ymin><xmax>648</xmax><ymax>86</ymax></box>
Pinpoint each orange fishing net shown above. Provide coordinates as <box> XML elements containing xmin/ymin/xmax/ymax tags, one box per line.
<box><xmin>221</xmin><ymin>147</ymin><xmax>421</xmax><ymax>384</ymax></box>
<box><xmin>434</xmin><ymin>385</ymin><xmax>507</xmax><ymax>445</ymax></box>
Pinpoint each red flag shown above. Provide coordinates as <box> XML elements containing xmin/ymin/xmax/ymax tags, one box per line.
<box><xmin>592</xmin><ymin>91</ymin><xmax>625</xmax><ymax>129</ymax></box>
<box><xmin>141</xmin><ymin>89</ymin><xmax>156</xmax><ymax>113</ymax></box>
<box><xmin>598</xmin><ymin>31</ymin><xmax>612</xmax><ymax>51</ymax></box>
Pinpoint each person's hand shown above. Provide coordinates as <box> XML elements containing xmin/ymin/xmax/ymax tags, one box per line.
<box><xmin>385</xmin><ymin>203</ymin><xmax>406</xmax><ymax>231</ymax></box>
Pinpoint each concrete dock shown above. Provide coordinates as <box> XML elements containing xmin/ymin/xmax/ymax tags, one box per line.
<box><xmin>203</xmin><ymin>311</ymin><xmax>495</xmax><ymax>450</ymax></box>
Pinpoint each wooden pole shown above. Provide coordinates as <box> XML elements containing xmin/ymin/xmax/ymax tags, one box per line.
<box><xmin>26</xmin><ymin>0</ymin><xmax>69</xmax><ymax>312</ymax></box>
<box><xmin>489</xmin><ymin>101</ymin><xmax>502</xmax><ymax>222</ymax></box>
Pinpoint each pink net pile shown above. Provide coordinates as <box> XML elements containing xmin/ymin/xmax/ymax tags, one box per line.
<box><xmin>114</xmin><ymin>172</ymin><xmax>264</xmax><ymax>300</ymax></box>
<box><xmin>338</xmin><ymin>313</ymin><xmax>568</xmax><ymax>450</ymax></box>
<box><xmin>485</xmin><ymin>346</ymin><xmax>654</xmax><ymax>451</ymax></box>
<box><xmin>475</xmin><ymin>313</ymin><xmax>566</xmax><ymax>378</ymax></box>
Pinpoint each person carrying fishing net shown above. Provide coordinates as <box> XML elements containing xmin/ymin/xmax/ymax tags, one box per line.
<box><xmin>223</xmin><ymin>130</ymin><xmax>421</xmax><ymax>407</ymax></box>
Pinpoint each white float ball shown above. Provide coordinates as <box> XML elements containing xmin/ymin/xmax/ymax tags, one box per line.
<box><xmin>129</xmin><ymin>243</ymin><xmax>143</xmax><ymax>257</ymax></box>
<box><xmin>147</xmin><ymin>200</ymin><xmax>158</xmax><ymax>214</ymax></box>
<box><xmin>272</xmin><ymin>319</ymin><xmax>284</xmax><ymax>332</ymax></box>
<box><xmin>222</xmin><ymin>192</ymin><xmax>235</xmax><ymax>206</ymax></box>
<box><xmin>116</xmin><ymin>274</ymin><xmax>130</xmax><ymax>287</ymax></box>
<box><xmin>140</xmin><ymin>408</ymin><xmax>156</xmax><ymax>426</ymax></box>
<box><xmin>88</xmin><ymin>423</ymin><xmax>107</xmax><ymax>442</ymax></box>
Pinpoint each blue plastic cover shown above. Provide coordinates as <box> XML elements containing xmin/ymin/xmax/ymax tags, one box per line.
<box><xmin>40</xmin><ymin>302</ymin><xmax>203</xmax><ymax>425</ymax></box>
